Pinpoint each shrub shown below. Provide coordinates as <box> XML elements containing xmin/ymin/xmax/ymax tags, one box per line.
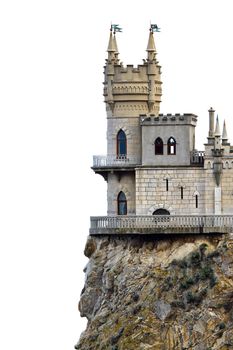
<box><xmin>199</xmin><ymin>265</ymin><xmax>214</xmax><ymax>280</ymax></box>
<box><xmin>207</xmin><ymin>250</ymin><xmax>220</xmax><ymax>259</ymax></box>
<box><xmin>190</xmin><ymin>251</ymin><xmax>201</xmax><ymax>266</ymax></box>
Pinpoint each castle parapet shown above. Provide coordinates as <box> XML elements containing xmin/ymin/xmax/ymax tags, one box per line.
<box><xmin>140</xmin><ymin>113</ymin><xmax>197</xmax><ymax>126</ymax></box>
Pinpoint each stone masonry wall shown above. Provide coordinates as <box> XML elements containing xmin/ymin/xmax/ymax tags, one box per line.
<box><xmin>136</xmin><ymin>167</ymin><xmax>207</xmax><ymax>215</ymax></box>
<box><xmin>136</xmin><ymin>167</ymin><xmax>233</xmax><ymax>215</ymax></box>
<box><xmin>107</xmin><ymin>172</ymin><xmax>135</xmax><ymax>215</ymax></box>
<box><xmin>107</xmin><ymin>117</ymin><xmax>141</xmax><ymax>159</ymax></box>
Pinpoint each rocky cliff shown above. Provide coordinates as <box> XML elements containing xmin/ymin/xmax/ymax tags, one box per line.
<box><xmin>75</xmin><ymin>233</ymin><xmax>233</xmax><ymax>350</ymax></box>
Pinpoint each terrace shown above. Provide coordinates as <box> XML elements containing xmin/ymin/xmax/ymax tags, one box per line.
<box><xmin>90</xmin><ymin>215</ymin><xmax>233</xmax><ymax>235</ymax></box>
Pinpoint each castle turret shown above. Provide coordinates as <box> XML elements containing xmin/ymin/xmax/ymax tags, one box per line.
<box><xmin>107</xmin><ymin>30</ymin><xmax>117</xmax><ymax>63</ymax></box>
<box><xmin>146</xmin><ymin>29</ymin><xmax>162</xmax><ymax>113</ymax></box>
<box><xmin>222</xmin><ymin>120</ymin><xmax>228</xmax><ymax>144</ymax></box>
<box><xmin>208</xmin><ymin>107</ymin><xmax>215</xmax><ymax>144</ymax></box>
<box><xmin>147</xmin><ymin>29</ymin><xmax>156</xmax><ymax>61</ymax></box>
<box><xmin>214</xmin><ymin>115</ymin><xmax>221</xmax><ymax>151</ymax></box>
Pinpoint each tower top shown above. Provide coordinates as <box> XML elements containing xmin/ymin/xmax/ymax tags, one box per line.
<box><xmin>222</xmin><ymin>120</ymin><xmax>228</xmax><ymax>142</ymax></box>
<box><xmin>215</xmin><ymin>115</ymin><xmax>221</xmax><ymax>136</ymax></box>
<box><xmin>147</xmin><ymin>24</ymin><xmax>160</xmax><ymax>61</ymax></box>
<box><xmin>107</xmin><ymin>25</ymin><xmax>121</xmax><ymax>64</ymax></box>
<box><xmin>147</xmin><ymin>30</ymin><xmax>156</xmax><ymax>52</ymax></box>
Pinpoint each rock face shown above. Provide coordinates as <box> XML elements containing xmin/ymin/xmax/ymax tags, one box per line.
<box><xmin>75</xmin><ymin>234</ymin><xmax>233</xmax><ymax>350</ymax></box>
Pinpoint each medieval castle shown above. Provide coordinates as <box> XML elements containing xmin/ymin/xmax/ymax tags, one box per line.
<box><xmin>90</xmin><ymin>26</ymin><xmax>233</xmax><ymax>235</ymax></box>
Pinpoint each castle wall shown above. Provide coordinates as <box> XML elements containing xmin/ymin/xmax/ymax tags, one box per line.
<box><xmin>107</xmin><ymin>172</ymin><xmax>135</xmax><ymax>215</ymax></box>
<box><xmin>135</xmin><ymin>168</ymin><xmax>207</xmax><ymax>215</ymax></box>
<box><xmin>222</xmin><ymin>168</ymin><xmax>233</xmax><ymax>213</ymax></box>
<box><xmin>107</xmin><ymin>117</ymin><xmax>141</xmax><ymax>159</ymax></box>
<box><xmin>141</xmin><ymin>124</ymin><xmax>194</xmax><ymax>166</ymax></box>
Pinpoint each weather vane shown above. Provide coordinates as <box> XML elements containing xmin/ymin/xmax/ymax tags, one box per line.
<box><xmin>150</xmin><ymin>24</ymin><xmax>161</xmax><ymax>32</ymax></box>
<box><xmin>111</xmin><ymin>24</ymin><xmax>122</xmax><ymax>34</ymax></box>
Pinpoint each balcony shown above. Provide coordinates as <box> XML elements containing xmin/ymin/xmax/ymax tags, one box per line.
<box><xmin>90</xmin><ymin>215</ymin><xmax>233</xmax><ymax>235</ymax></box>
<box><xmin>92</xmin><ymin>155</ymin><xmax>141</xmax><ymax>168</ymax></box>
<box><xmin>190</xmin><ymin>150</ymin><xmax>205</xmax><ymax>165</ymax></box>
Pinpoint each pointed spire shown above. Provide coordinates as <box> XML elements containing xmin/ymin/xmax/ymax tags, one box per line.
<box><xmin>222</xmin><ymin>120</ymin><xmax>228</xmax><ymax>142</ymax></box>
<box><xmin>215</xmin><ymin>115</ymin><xmax>221</xmax><ymax>136</ymax></box>
<box><xmin>107</xmin><ymin>30</ymin><xmax>115</xmax><ymax>53</ymax></box>
<box><xmin>113</xmin><ymin>33</ymin><xmax>120</xmax><ymax>63</ymax></box>
<box><xmin>146</xmin><ymin>29</ymin><xmax>157</xmax><ymax>61</ymax></box>
<box><xmin>147</xmin><ymin>30</ymin><xmax>156</xmax><ymax>52</ymax></box>
<box><xmin>113</xmin><ymin>34</ymin><xmax>118</xmax><ymax>53</ymax></box>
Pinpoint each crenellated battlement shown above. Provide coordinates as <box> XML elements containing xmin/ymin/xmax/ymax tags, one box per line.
<box><xmin>104</xmin><ymin>29</ymin><xmax>162</xmax><ymax>116</ymax></box>
<box><xmin>140</xmin><ymin>113</ymin><xmax>197</xmax><ymax>126</ymax></box>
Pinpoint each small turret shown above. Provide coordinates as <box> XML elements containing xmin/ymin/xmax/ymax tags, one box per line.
<box><xmin>147</xmin><ymin>29</ymin><xmax>156</xmax><ymax>62</ymax></box>
<box><xmin>146</xmin><ymin>26</ymin><xmax>162</xmax><ymax>114</ymax></box>
<box><xmin>113</xmin><ymin>33</ymin><xmax>120</xmax><ymax>64</ymax></box>
<box><xmin>222</xmin><ymin>120</ymin><xmax>228</xmax><ymax>144</ymax></box>
<box><xmin>107</xmin><ymin>30</ymin><xmax>116</xmax><ymax>63</ymax></box>
<box><xmin>215</xmin><ymin>115</ymin><xmax>221</xmax><ymax>136</ymax></box>
<box><xmin>214</xmin><ymin>115</ymin><xmax>221</xmax><ymax>151</ymax></box>
<box><xmin>208</xmin><ymin>107</ymin><xmax>215</xmax><ymax>143</ymax></box>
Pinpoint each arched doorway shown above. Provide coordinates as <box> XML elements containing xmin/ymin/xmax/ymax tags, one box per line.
<box><xmin>152</xmin><ymin>208</ymin><xmax>170</xmax><ymax>215</ymax></box>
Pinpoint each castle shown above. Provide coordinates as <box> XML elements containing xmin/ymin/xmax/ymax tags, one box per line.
<box><xmin>90</xmin><ymin>26</ymin><xmax>233</xmax><ymax>235</ymax></box>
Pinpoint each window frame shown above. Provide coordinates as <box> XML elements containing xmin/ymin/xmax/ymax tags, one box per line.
<box><xmin>117</xmin><ymin>191</ymin><xmax>127</xmax><ymax>215</ymax></box>
<box><xmin>167</xmin><ymin>137</ymin><xmax>176</xmax><ymax>155</ymax></box>
<box><xmin>154</xmin><ymin>137</ymin><xmax>164</xmax><ymax>155</ymax></box>
<box><xmin>117</xmin><ymin>129</ymin><xmax>127</xmax><ymax>157</ymax></box>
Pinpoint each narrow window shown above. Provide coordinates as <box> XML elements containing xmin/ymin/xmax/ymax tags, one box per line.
<box><xmin>195</xmin><ymin>195</ymin><xmax>198</xmax><ymax>208</ymax></box>
<box><xmin>117</xmin><ymin>191</ymin><xmax>127</xmax><ymax>215</ymax></box>
<box><xmin>181</xmin><ymin>186</ymin><xmax>183</xmax><ymax>199</ymax></box>
<box><xmin>117</xmin><ymin>130</ymin><xmax>127</xmax><ymax>157</ymax></box>
<box><xmin>167</xmin><ymin>137</ymin><xmax>176</xmax><ymax>155</ymax></box>
<box><xmin>154</xmin><ymin>137</ymin><xmax>163</xmax><ymax>155</ymax></box>
<box><xmin>166</xmin><ymin>179</ymin><xmax>169</xmax><ymax>191</ymax></box>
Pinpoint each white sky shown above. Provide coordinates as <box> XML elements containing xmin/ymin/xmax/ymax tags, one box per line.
<box><xmin>1</xmin><ymin>0</ymin><xmax>233</xmax><ymax>349</ymax></box>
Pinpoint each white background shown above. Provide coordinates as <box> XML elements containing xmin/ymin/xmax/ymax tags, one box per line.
<box><xmin>0</xmin><ymin>0</ymin><xmax>233</xmax><ymax>349</ymax></box>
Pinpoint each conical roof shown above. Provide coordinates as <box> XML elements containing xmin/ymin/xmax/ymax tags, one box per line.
<box><xmin>215</xmin><ymin>115</ymin><xmax>221</xmax><ymax>136</ymax></box>
<box><xmin>222</xmin><ymin>120</ymin><xmax>228</xmax><ymax>141</ymax></box>
<box><xmin>147</xmin><ymin>30</ymin><xmax>156</xmax><ymax>52</ymax></box>
<box><xmin>107</xmin><ymin>31</ymin><xmax>115</xmax><ymax>52</ymax></box>
<box><xmin>113</xmin><ymin>34</ymin><xmax>118</xmax><ymax>53</ymax></box>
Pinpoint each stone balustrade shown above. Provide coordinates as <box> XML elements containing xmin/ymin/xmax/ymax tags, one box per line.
<box><xmin>93</xmin><ymin>155</ymin><xmax>140</xmax><ymax>168</ymax></box>
<box><xmin>90</xmin><ymin>215</ymin><xmax>233</xmax><ymax>235</ymax></box>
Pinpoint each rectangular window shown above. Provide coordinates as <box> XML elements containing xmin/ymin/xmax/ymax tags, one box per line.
<box><xmin>166</xmin><ymin>179</ymin><xmax>169</xmax><ymax>191</ymax></box>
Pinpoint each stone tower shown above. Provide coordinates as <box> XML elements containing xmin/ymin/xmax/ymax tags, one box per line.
<box><xmin>95</xmin><ymin>26</ymin><xmax>162</xmax><ymax>215</ymax></box>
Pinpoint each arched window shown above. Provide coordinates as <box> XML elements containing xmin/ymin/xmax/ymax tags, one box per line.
<box><xmin>117</xmin><ymin>191</ymin><xmax>127</xmax><ymax>215</ymax></box>
<box><xmin>117</xmin><ymin>130</ymin><xmax>127</xmax><ymax>157</ymax></box>
<box><xmin>154</xmin><ymin>137</ymin><xmax>163</xmax><ymax>155</ymax></box>
<box><xmin>167</xmin><ymin>137</ymin><xmax>176</xmax><ymax>155</ymax></box>
<box><xmin>153</xmin><ymin>209</ymin><xmax>170</xmax><ymax>215</ymax></box>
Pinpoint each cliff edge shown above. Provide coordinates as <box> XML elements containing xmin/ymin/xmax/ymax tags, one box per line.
<box><xmin>75</xmin><ymin>234</ymin><xmax>233</xmax><ymax>350</ymax></box>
